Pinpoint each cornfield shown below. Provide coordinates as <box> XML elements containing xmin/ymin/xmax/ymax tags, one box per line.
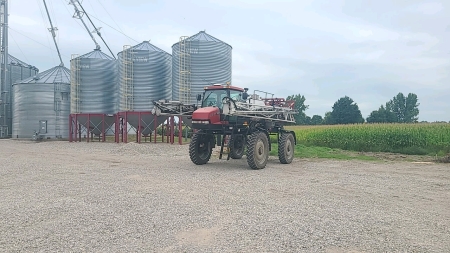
<box><xmin>283</xmin><ymin>123</ymin><xmax>450</xmax><ymax>155</ymax></box>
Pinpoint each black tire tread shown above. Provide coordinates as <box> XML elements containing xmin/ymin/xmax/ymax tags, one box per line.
<box><xmin>246</xmin><ymin>132</ymin><xmax>269</xmax><ymax>170</ymax></box>
<box><xmin>278</xmin><ymin>132</ymin><xmax>295</xmax><ymax>164</ymax></box>
<box><xmin>229</xmin><ymin>135</ymin><xmax>245</xmax><ymax>159</ymax></box>
<box><xmin>189</xmin><ymin>131</ymin><xmax>212</xmax><ymax>165</ymax></box>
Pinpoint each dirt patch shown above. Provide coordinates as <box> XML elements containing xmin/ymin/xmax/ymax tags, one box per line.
<box><xmin>355</xmin><ymin>151</ymin><xmax>437</xmax><ymax>162</ymax></box>
<box><xmin>436</xmin><ymin>154</ymin><xmax>450</xmax><ymax>163</ymax></box>
<box><xmin>176</xmin><ymin>227</ymin><xmax>219</xmax><ymax>246</ymax></box>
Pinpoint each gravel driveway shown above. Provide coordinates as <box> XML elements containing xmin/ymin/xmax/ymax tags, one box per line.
<box><xmin>0</xmin><ymin>140</ymin><xmax>449</xmax><ymax>252</ymax></box>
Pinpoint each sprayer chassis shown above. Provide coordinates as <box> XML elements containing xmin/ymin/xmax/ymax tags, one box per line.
<box><xmin>190</xmin><ymin>115</ymin><xmax>296</xmax><ymax>170</ymax></box>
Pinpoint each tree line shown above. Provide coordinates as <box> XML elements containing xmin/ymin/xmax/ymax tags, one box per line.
<box><xmin>287</xmin><ymin>92</ymin><xmax>422</xmax><ymax>125</ymax></box>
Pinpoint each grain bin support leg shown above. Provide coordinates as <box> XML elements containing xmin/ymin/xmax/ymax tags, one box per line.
<box><xmin>75</xmin><ymin>114</ymin><xmax>79</xmax><ymax>142</ymax></box>
<box><xmin>170</xmin><ymin>116</ymin><xmax>175</xmax><ymax>144</ymax></box>
<box><xmin>124</xmin><ymin>112</ymin><xmax>128</xmax><ymax>143</ymax></box>
<box><xmin>102</xmin><ymin>114</ymin><xmax>106</xmax><ymax>142</ymax></box>
<box><xmin>138</xmin><ymin>112</ymin><xmax>142</xmax><ymax>144</ymax></box>
<box><xmin>78</xmin><ymin>124</ymin><xmax>81</xmax><ymax>142</ymax></box>
<box><xmin>69</xmin><ymin>115</ymin><xmax>73</xmax><ymax>142</ymax></box>
<box><xmin>120</xmin><ymin>117</ymin><xmax>124</xmax><ymax>143</ymax></box>
<box><xmin>178</xmin><ymin>116</ymin><xmax>182</xmax><ymax>145</ymax></box>
<box><xmin>154</xmin><ymin>114</ymin><xmax>158</xmax><ymax>144</ymax></box>
<box><xmin>166</xmin><ymin>119</ymin><xmax>169</xmax><ymax>143</ymax></box>
<box><xmin>115</xmin><ymin>114</ymin><xmax>119</xmax><ymax>143</ymax></box>
<box><xmin>161</xmin><ymin>119</ymin><xmax>165</xmax><ymax>143</ymax></box>
<box><xmin>87</xmin><ymin>114</ymin><xmax>90</xmax><ymax>143</ymax></box>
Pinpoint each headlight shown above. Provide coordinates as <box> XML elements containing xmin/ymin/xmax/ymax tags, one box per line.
<box><xmin>192</xmin><ymin>120</ymin><xmax>209</xmax><ymax>124</ymax></box>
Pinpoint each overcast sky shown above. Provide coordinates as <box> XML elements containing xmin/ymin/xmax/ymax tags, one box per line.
<box><xmin>8</xmin><ymin>0</ymin><xmax>450</xmax><ymax>122</ymax></box>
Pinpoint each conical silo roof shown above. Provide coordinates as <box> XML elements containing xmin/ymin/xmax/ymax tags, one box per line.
<box><xmin>172</xmin><ymin>31</ymin><xmax>232</xmax><ymax>48</ymax></box>
<box><xmin>19</xmin><ymin>65</ymin><xmax>70</xmax><ymax>84</ymax></box>
<box><xmin>76</xmin><ymin>49</ymin><xmax>114</xmax><ymax>60</ymax></box>
<box><xmin>8</xmin><ymin>54</ymin><xmax>39</xmax><ymax>71</ymax></box>
<box><xmin>8</xmin><ymin>55</ymin><xmax>29</xmax><ymax>65</ymax></box>
<box><xmin>118</xmin><ymin>41</ymin><xmax>171</xmax><ymax>56</ymax></box>
<box><xmin>133</xmin><ymin>41</ymin><xmax>165</xmax><ymax>51</ymax></box>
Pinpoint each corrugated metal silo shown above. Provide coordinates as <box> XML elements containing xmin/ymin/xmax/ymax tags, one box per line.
<box><xmin>70</xmin><ymin>49</ymin><xmax>117</xmax><ymax>114</ymax></box>
<box><xmin>172</xmin><ymin>31</ymin><xmax>232</xmax><ymax>104</ymax></box>
<box><xmin>7</xmin><ymin>55</ymin><xmax>39</xmax><ymax>86</ymax></box>
<box><xmin>0</xmin><ymin>55</ymin><xmax>39</xmax><ymax>138</ymax></box>
<box><xmin>12</xmin><ymin>66</ymin><xmax>70</xmax><ymax>139</ymax></box>
<box><xmin>118</xmin><ymin>41</ymin><xmax>172</xmax><ymax>111</ymax></box>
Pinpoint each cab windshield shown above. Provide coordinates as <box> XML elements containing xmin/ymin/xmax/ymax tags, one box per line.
<box><xmin>202</xmin><ymin>89</ymin><xmax>242</xmax><ymax>109</ymax></box>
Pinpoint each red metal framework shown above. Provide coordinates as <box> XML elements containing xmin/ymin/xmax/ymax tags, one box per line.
<box><xmin>69</xmin><ymin>113</ymin><xmax>116</xmax><ymax>142</ymax></box>
<box><xmin>115</xmin><ymin>111</ymin><xmax>187</xmax><ymax>144</ymax></box>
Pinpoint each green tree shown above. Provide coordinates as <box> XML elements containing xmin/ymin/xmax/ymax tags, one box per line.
<box><xmin>305</xmin><ymin>116</ymin><xmax>311</xmax><ymax>125</ymax></box>
<box><xmin>386</xmin><ymin>92</ymin><xmax>420</xmax><ymax>123</ymax></box>
<box><xmin>310</xmin><ymin>115</ymin><xmax>323</xmax><ymax>125</ymax></box>
<box><xmin>329</xmin><ymin>96</ymin><xmax>364</xmax><ymax>124</ymax></box>
<box><xmin>286</xmin><ymin>94</ymin><xmax>309</xmax><ymax>125</ymax></box>
<box><xmin>323</xmin><ymin>111</ymin><xmax>332</xmax><ymax>125</ymax></box>
<box><xmin>366</xmin><ymin>105</ymin><xmax>396</xmax><ymax>123</ymax></box>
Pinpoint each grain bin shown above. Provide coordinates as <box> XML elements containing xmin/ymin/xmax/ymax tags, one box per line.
<box><xmin>0</xmin><ymin>55</ymin><xmax>39</xmax><ymax>138</ymax></box>
<box><xmin>12</xmin><ymin>66</ymin><xmax>70</xmax><ymax>139</ymax></box>
<box><xmin>70</xmin><ymin>49</ymin><xmax>117</xmax><ymax>114</ymax></box>
<box><xmin>118</xmin><ymin>41</ymin><xmax>172</xmax><ymax>111</ymax></box>
<box><xmin>117</xmin><ymin>41</ymin><xmax>171</xmax><ymax>135</ymax></box>
<box><xmin>172</xmin><ymin>31</ymin><xmax>232</xmax><ymax>104</ymax></box>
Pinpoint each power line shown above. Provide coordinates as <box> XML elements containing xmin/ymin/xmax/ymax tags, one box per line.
<box><xmin>9</xmin><ymin>32</ymin><xmax>30</xmax><ymax>63</ymax></box>
<box><xmin>60</xmin><ymin>0</ymin><xmax>138</xmax><ymax>44</ymax></box>
<box><xmin>35</xmin><ymin>0</ymin><xmax>57</xmax><ymax>66</ymax></box>
<box><xmin>59</xmin><ymin>0</ymin><xmax>86</xmax><ymax>32</ymax></box>
<box><xmin>48</xmin><ymin>0</ymin><xmax>59</xmax><ymax>44</ymax></box>
<box><xmin>43</xmin><ymin>0</ymin><xmax>64</xmax><ymax>66</ymax></box>
<box><xmin>75</xmin><ymin>1</ymin><xmax>116</xmax><ymax>59</ymax></box>
<box><xmin>86</xmin><ymin>12</ymin><xmax>139</xmax><ymax>43</ymax></box>
<box><xmin>8</xmin><ymin>27</ymin><xmax>70</xmax><ymax>59</ymax></box>
<box><xmin>95</xmin><ymin>0</ymin><xmax>133</xmax><ymax>45</ymax></box>
<box><xmin>49</xmin><ymin>0</ymin><xmax>58</xmax><ymax>28</ymax></box>
<box><xmin>87</xmin><ymin>0</ymin><xmax>99</xmax><ymax>20</ymax></box>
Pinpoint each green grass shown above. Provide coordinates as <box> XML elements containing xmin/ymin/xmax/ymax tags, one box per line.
<box><xmin>269</xmin><ymin>143</ymin><xmax>379</xmax><ymax>161</ymax></box>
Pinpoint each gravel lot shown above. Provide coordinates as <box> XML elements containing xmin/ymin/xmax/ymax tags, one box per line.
<box><xmin>0</xmin><ymin>139</ymin><xmax>449</xmax><ymax>252</ymax></box>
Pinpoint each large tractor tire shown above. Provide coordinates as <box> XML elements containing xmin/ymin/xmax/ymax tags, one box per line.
<box><xmin>189</xmin><ymin>131</ymin><xmax>213</xmax><ymax>165</ymax></box>
<box><xmin>229</xmin><ymin>134</ymin><xmax>245</xmax><ymax>159</ymax></box>
<box><xmin>246</xmin><ymin>131</ymin><xmax>269</xmax><ymax>170</ymax></box>
<box><xmin>278</xmin><ymin>132</ymin><xmax>295</xmax><ymax>164</ymax></box>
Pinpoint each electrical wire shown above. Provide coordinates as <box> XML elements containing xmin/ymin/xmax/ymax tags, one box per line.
<box><xmin>49</xmin><ymin>0</ymin><xmax>58</xmax><ymax>28</ymax></box>
<box><xmin>59</xmin><ymin>0</ymin><xmax>138</xmax><ymax>44</ymax></box>
<box><xmin>48</xmin><ymin>0</ymin><xmax>59</xmax><ymax>44</ymax></box>
<box><xmin>9</xmin><ymin>32</ymin><xmax>30</xmax><ymax>63</ymax></box>
<box><xmin>58</xmin><ymin>0</ymin><xmax>86</xmax><ymax>32</ymax></box>
<box><xmin>8</xmin><ymin>27</ymin><xmax>70</xmax><ymax>59</ymax></box>
<box><xmin>95</xmin><ymin>0</ymin><xmax>133</xmax><ymax>45</ymax></box>
<box><xmin>85</xmin><ymin>12</ymin><xmax>139</xmax><ymax>43</ymax></box>
<box><xmin>35</xmin><ymin>0</ymin><xmax>57</xmax><ymax>66</ymax></box>
<box><xmin>87</xmin><ymin>0</ymin><xmax>99</xmax><ymax>20</ymax></box>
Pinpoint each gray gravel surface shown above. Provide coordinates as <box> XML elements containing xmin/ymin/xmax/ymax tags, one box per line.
<box><xmin>0</xmin><ymin>140</ymin><xmax>449</xmax><ymax>252</ymax></box>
